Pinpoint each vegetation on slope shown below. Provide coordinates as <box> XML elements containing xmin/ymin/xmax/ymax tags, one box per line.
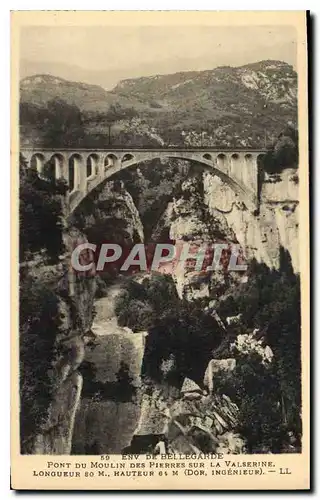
<box><xmin>115</xmin><ymin>250</ymin><xmax>301</xmax><ymax>453</ymax></box>
<box><xmin>20</xmin><ymin>60</ymin><xmax>297</xmax><ymax>148</ymax></box>
<box><xmin>19</xmin><ymin>154</ymin><xmax>66</xmax><ymax>451</ymax></box>
<box><xmin>215</xmin><ymin>251</ymin><xmax>301</xmax><ymax>452</ymax></box>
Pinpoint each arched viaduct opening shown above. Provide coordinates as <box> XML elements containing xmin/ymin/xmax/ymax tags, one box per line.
<box><xmin>69</xmin><ymin>154</ymin><xmax>83</xmax><ymax>192</ymax></box>
<box><xmin>30</xmin><ymin>153</ymin><xmax>45</xmax><ymax>176</ymax></box>
<box><xmin>86</xmin><ymin>154</ymin><xmax>99</xmax><ymax>178</ymax></box>
<box><xmin>46</xmin><ymin>154</ymin><xmax>65</xmax><ymax>181</ymax></box>
<box><xmin>70</xmin><ymin>152</ymin><xmax>257</xmax><ymax>216</ymax></box>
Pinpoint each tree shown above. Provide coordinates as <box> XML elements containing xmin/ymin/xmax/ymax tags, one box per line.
<box><xmin>213</xmin><ymin>354</ymin><xmax>283</xmax><ymax>453</ymax></box>
<box><xmin>20</xmin><ymin>274</ymin><xmax>61</xmax><ymax>451</ymax></box>
<box><xmin>262</xmin><ymin>125</ymin><xmax>298</xmax><ymax>174</ymax></box>
<box><xmin>141</xmin><ymin>298</ymin><xmax>223</xmax><ymax>386</ymax></box>
<box><xmin>19</xmin><ymin>153</ymin><xmax>67</xmax><ymax>262</ymax></box>
<box><xmin>217</xmin><ymin>252</ymin><xmax>301</xmax><ymax>448</ymax></box>
<box><xmin>114</xmin><ymin>275</ymin><xmax>223</xmax><ymax>386</ymax></box>
<box><xmin>44</xmin><ymin>98</ymin><xmax>86</xmax><ymax>147</ymax></box>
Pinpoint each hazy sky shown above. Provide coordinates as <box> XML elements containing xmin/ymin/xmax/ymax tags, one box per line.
<box><xmin>20</xmin><ymin>25</ymin><xmax>297</xmax><ymax>88</ymax></box>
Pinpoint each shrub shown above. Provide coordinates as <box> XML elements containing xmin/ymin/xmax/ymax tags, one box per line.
<box><xmin>19</xmin><ymin>154</ymin><xmax>66</xmax><ymax>262</ymax></box>
<box><xmin>262</xmin><ymin>125</ymin><xmax>298</xmax><ymax>174</ymax></box>
<box><xmin>19</xmin><ymin>275</ymin><xmax>61</xmax><ymax>451</ymax></box>
<box><xmin>19</xmin><ymin>153</ymin><xmax>66</xmax><ymax>451</ymax></box>
<box><xmin>217</xmin><ymin>251</ymin><xmax>301</xmax><ymax>449</ymax></box>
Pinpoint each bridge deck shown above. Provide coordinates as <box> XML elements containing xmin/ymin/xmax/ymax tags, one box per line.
<box><xmin>21</xmin><ymin>147</ymin><xmax>266</xmax><ymax>153</ymax></box>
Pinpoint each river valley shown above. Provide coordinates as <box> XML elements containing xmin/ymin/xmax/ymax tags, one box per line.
<box><xmin>71</xmin><ymin>283</ymin><xmax>146</xmax><ymax>454</ymax></box>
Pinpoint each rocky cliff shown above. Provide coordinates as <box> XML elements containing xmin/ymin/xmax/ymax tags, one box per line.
<box><xmin>72</xmin><ymin>179</ymin><xmax>144</xmax><ymax>246</ymax></box>
<box><xmin>21</xmin><ymin>227</ymin><xmax>96</xmax><ymax>454</ymax></box>
<box><xmin>204</xmin><ymin>168</ymin><xmax>299</xmax><ymax>272</ymax></box>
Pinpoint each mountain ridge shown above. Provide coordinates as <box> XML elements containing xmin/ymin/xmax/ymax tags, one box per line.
<box><xmin>20</xmin><ymin>59</ymin><xmax>297</xmax><ymax>148</ymax></box>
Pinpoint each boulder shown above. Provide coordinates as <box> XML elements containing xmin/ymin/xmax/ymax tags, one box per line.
<box><xmin>134</xmin><ymin>393</ymin><xmax>170</xmax><ymax>436</ymax></box>
<box><xmin>216</xmin><ymin>431</ymin><xmax>246</xmax><ymax>454</ymax></box>
<box><xmin>226</xmin><ymin>313</ymin><xmax>243</xmax><ymax>326</ymax></box>
<box><xmin>181</xmin><ymin>377</ymin><xmax>202</xmax><ymax>395</ymax></box>
<box><xmin>211</xmin><ymin>410</ymin><xmax>229</xmax><ymax>433</ymax></box>
<box><xmin>183</xmin><ymin>392</ymin><xmax>202</xmax><ymax>401</ymax></box>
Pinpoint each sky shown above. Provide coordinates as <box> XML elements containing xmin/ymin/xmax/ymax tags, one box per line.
<box><xmin>20</xmin><ymin>25</ymin><xmax>297</xmax><ymax>89</ymax></box>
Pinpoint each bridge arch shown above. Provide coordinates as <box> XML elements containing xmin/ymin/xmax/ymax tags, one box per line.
<box><xmin>122</xmin><ymin>153</ymin><xmax>135</xmax><ymax>163</ymax></box>
<box><xmin>105</xmin><ymin>153</ymin><xmax>119</xmax><ymax>169</ymax></box>
<box><xmin>230</xmin><ymin>153</ymin><xmax>241</xmax><ymax>173</ymax></box>
<box><xmin>48</xmin><ymin>153</ymin><xmax>65</xmax><ymax>180</ymax></box>
<box><xmin>69</xmin><ymin>154</ymin><xmax>83</xmax><ymax>192</ymax></box>
<box><xmin>216</xmin><ymin>153</ymin><xmax>227</xmax><ymax>170</ymax></box>
<box><xmin>20</xmin><ymin>148</ymin><xmax>263</xmax><ymax>214</ymax></box>
<box><xmin>71</xmin><ymin>151</ymin><xmax>257</xmax><ymax>215</ymax></box>
<box><xmin>30</xmin><ymin>153</ymin><xmax>45</xmax><ymax>176</ymax></box>
<box><xmin>203</xmin><ymin>153</ymin><xmax>212</xmax><ymax>161</ymax></box>
<box><xmin>257</xmin><ymin>153</ymin><xmax>266</xmax><ymax>164</ymax></box>
<box><xmin>86</xmin><ymin>154</ymin><xmax>99</xmax><ymax>178</ymax></box>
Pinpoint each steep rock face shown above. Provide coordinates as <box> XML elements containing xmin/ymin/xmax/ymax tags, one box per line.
<box><xmin>159</xmin><ymin>176</ymin><xmax>244</xmax><ymax>300</ymax></box>
<box><xmin>118</xmin><ymin>158</ymin><xmax>190</xmax><ymax>239</ymax></box>
<box><xmin>203</xmin><ymin>169</ymin><xmax>299</xmax><ymax>272</ymax></box>
<box><xmin>25</xmin><ymin>228</ymin><xmax>96</xmax><ymax>454</ymax></box>
<box><xmin>146</xmin><ymin>165</ymin><xmax>299</xmax><ymax>302</ymax></box>
<box><xmin>32</xmin><ymin>372</ymin><xmax>83</xmax><ymax>454</ymax></box>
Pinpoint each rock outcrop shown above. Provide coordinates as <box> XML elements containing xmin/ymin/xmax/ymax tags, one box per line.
<box><xmin>204</xmin><ymin>168</ymin><xmax>299</xmax><ymax>272</ymax></box>
<box><xmin>154</xmin><ymin>175</ymin><xmax>246</xmax><ymax>300</ymax></box>
<box><xmin>73</xmin><ymin>179</ymin><xmax>144</xmax><ymax>247</ymax></box>
<box><xmin>230</xmin><ymin>331</ymin><xmax>274</xmax><ymax>366</ymax></box>
<box><xmin>23</xmin><ymin>227</ymin><xmax>96</xmax><ymax>455</ymax></box>
<box><xmin>128</xmin><ymin>384</ymin><xmax>246</xmax><ymax>455</ymax></box>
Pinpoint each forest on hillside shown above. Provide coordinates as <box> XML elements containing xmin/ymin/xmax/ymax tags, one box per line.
<box><xmin>20</xmin><ymin>97</ymin><xmax>299</xmax><ymax>173</ymax></box>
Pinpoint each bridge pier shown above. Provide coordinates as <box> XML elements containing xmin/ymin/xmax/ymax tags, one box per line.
<box><xmin>97</xmin><ymin>155</ymin><xmax>105</xmax><ymax>180</ymax></box>
<box><xmin>60</xmin><ymin>158</ymin><xmax>69</xmax><ymax>183</ymax></box>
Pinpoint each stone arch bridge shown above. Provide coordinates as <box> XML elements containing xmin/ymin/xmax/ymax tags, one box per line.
<box><xmin>20</xmin><ymin>148</ymin><xmax>266</xmax><ymax>214</ymax></box>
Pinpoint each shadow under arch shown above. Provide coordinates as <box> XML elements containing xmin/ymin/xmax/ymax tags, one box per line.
<box><xmin>104</xmin><ymin>153</ymin><xmax>119</xmax><ymax>168</ymax></box>
<box><xmin>86</xmin><ymin>153</ymin><xmax>99</xmax><ymax>178</ymax></box>
<box><xmin>68</xmin><ymin>153</ymin><xmax>83</xmax><ymax>192</ymax></box>
<box><xmin>30</xmin><ymin>153</ymin><xmax>45</xmax><ymax>175</ymax></box>
<box><xmin>203</xmin><ymin>153</ymin><xmax>212</xmax><ymax>161</ymax></box>
<box><xmin>47</xmin><ymin>153</ymin><xmax>65</xmax><ymax>180</ymax></box>
<box><xmin>122</xmin><ymin>153</ymin><xmax>135</xmax><ymax>163</ymax></box>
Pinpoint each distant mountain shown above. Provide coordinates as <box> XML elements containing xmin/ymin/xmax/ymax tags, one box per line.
<box><xmin>20</xmin><ymin>60</ymin><xmax>297</xmax><ymax>148</ymax></box>
<box><xmin>20</xmin><ymin>74</ymin><xmax>144</xmax><ymax>113</ymax></box>
<box><xmin>20</xmin><ymin>59</ymin><xmax>148</xmax><ymax>92</ymax></box>
<box><xmin>114</xmin><ymin>60</ymin><xmax>296</xmax><ymax>105</ymax></box>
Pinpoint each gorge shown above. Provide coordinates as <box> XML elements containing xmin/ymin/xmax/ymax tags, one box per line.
<box><xmin>19</xmin><ymin>60</ymin><xmax>301</xmax><ymax>456</ymax></box>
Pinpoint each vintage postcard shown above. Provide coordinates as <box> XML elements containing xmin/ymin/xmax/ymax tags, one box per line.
<box><xmin>11</xmin><ymin>11</ymin><xmax>310</xmax><ymax>490</ymax></box>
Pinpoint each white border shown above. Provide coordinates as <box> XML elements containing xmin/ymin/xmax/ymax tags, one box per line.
<box><xmin>1</xmin><ymin>3</ymin><xmax>318</xmax><ymax>499</ymax></box>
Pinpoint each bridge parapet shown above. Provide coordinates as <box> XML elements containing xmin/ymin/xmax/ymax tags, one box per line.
<box><xmin>20</xmin><ymin>148</ymin><xmax>266</xmax><ymax>214</ymax></box>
